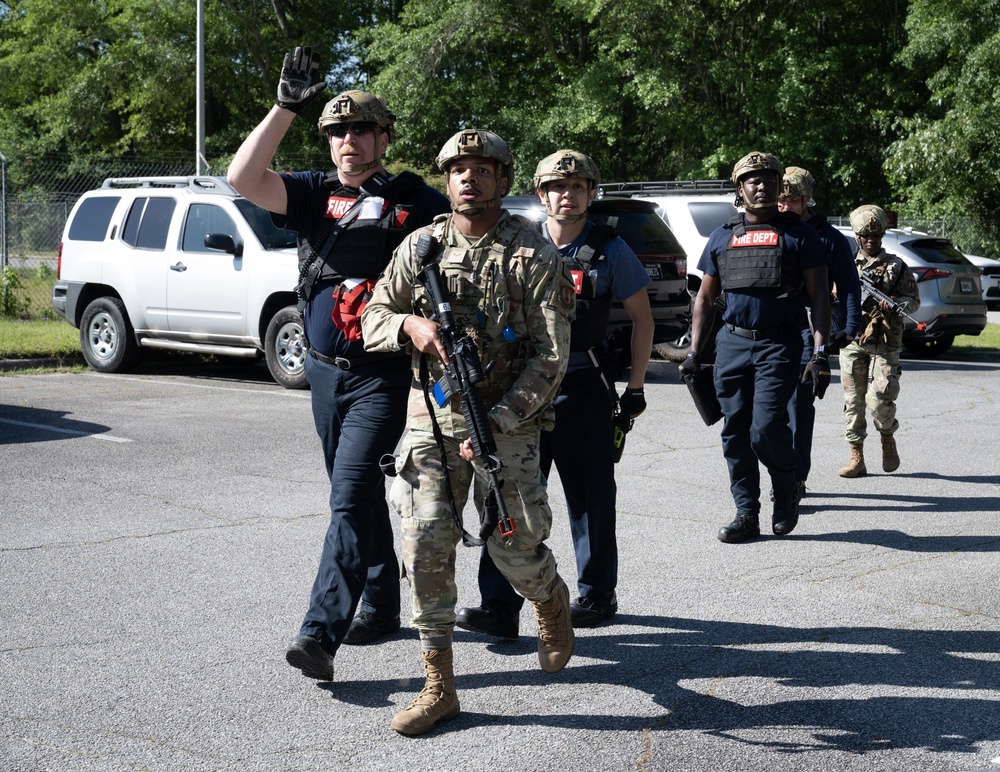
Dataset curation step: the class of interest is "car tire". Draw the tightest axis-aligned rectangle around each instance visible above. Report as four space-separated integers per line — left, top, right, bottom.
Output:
654 324 693 362
904 334 954 358
264 306 309 389
79 297 141 373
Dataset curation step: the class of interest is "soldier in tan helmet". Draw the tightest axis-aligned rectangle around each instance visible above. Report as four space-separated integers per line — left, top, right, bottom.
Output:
361 129 577 735
837 205 919 477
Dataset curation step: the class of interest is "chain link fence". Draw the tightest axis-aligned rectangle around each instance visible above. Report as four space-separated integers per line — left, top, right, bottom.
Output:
3 151 999 321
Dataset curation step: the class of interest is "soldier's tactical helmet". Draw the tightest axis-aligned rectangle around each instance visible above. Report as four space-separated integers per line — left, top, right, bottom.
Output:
850 205 889 237
781 166 816 200
731 151 783 185
532 149 600 222
731 151 782 213
436 129 514 215
317 90 397 143
532 149 601 190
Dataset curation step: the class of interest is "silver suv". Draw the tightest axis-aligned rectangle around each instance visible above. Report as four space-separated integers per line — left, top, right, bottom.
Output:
834 226 987 357
51 176 307 388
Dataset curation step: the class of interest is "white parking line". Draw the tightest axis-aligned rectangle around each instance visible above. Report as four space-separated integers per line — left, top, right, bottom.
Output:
0 417 132 443
88 372 310 397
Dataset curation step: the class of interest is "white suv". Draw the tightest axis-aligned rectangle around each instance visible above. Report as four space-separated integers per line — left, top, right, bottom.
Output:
597 180 737 358
51 176 308 388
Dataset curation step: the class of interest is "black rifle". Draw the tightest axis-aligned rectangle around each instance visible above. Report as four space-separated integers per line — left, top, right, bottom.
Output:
414 234 516 545
860 270 926 331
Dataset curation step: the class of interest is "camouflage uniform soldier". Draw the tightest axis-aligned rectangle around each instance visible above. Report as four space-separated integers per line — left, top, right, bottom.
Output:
361 128 577 736
838 205 920 477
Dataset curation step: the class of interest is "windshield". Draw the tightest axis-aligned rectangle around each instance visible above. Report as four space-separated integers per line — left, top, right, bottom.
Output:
688 201 737 237
234 199 299 249
905 238 973 267
589 209 685 258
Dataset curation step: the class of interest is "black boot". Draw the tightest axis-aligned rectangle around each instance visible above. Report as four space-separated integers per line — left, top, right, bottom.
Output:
772 488 802 536
455 600 520 638
717 512 761 544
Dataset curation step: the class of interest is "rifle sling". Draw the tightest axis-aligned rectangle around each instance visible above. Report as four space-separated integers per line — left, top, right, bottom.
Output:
418 353 486 548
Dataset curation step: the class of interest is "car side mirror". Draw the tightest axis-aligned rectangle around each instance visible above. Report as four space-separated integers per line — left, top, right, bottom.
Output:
204 233 244 257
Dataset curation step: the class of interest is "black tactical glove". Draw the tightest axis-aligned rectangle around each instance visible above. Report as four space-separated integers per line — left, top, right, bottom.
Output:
619 387 646 418
276 46 327 114
803 351 831 399
828 329 851 350
678 351 700 377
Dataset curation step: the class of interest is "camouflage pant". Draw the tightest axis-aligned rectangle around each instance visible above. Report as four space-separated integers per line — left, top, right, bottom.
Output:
388 428 560 642
839 342 902 444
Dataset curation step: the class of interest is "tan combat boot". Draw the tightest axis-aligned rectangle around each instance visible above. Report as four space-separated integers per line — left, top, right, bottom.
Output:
838 443 867 478
532 578 575 674
389 648 460 736
881 434 900 473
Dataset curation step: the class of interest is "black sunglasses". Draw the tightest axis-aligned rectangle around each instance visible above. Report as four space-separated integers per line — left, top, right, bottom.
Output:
326 123 376 138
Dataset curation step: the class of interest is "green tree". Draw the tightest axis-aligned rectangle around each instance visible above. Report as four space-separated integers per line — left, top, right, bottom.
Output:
360 0 912 213
887 0 1000 222
0 0 371 165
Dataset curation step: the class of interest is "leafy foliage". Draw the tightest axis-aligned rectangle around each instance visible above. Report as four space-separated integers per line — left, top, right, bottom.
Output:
0 0 997 239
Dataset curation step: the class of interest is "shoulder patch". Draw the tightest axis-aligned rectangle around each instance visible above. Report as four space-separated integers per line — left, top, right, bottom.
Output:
514 246 535 258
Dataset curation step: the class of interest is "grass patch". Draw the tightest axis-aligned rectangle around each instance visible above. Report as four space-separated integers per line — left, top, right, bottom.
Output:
0 318 81 358
951 323 1000 359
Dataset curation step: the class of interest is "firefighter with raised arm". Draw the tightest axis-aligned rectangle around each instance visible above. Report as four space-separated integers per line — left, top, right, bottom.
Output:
227 47 449 684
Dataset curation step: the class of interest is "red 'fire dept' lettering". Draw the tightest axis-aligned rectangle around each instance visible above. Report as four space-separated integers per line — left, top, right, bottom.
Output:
730 230 780 248
325 196 356 219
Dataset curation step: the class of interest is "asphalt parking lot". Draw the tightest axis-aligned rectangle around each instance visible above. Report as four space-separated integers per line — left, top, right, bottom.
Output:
2 351 999 772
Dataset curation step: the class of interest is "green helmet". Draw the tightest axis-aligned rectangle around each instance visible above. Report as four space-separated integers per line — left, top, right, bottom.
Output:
532 149 600 222
731 151 782 214
781 166 815 199
436 129 514 215
317 90 396 139
731 151 783 185
532 149 601 190
850 205 889 237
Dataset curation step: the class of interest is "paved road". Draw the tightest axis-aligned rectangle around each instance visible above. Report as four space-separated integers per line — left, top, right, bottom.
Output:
2 354 999 772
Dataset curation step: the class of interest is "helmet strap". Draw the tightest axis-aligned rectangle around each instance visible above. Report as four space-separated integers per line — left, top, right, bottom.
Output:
332 129 385 177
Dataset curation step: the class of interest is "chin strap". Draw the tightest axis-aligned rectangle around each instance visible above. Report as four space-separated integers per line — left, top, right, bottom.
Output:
450 197 502 217
334 129 386 176
542 200 587 222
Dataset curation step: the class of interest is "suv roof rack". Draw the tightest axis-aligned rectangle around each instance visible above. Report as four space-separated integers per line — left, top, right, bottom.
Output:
598 180 735 196
100 176 239 195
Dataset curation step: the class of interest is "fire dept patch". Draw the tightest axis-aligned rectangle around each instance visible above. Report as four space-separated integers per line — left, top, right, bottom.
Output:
325 196 357 219
730 230 780 247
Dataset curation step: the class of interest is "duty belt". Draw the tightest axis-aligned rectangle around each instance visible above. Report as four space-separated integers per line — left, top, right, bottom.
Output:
309 349 399 370
727 323 798 341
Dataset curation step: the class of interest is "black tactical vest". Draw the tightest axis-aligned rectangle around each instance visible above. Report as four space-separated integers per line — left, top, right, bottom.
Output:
562 223 616 352
296 172 423 299
716 212 803 297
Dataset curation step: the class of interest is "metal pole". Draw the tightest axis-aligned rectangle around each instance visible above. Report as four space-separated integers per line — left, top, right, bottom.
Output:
196 0 207 175
1 151 7 312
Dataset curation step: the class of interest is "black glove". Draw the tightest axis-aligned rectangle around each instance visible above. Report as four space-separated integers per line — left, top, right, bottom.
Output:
828 330 851 350
619 387 646 418
803 351 831 399
276 46 327 114
678 351 700 377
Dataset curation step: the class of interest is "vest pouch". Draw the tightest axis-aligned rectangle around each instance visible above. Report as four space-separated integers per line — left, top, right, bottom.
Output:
331 279 376 342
